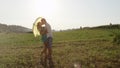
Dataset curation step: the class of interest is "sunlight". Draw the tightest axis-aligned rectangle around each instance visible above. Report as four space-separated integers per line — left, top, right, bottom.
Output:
30 0 58 17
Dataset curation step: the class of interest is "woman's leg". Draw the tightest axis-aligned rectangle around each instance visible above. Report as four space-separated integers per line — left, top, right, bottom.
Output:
43 43 48 67
40 43 47 67
40 43 47 56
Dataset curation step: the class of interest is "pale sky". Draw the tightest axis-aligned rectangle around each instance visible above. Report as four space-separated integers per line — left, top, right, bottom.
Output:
0 0 120 30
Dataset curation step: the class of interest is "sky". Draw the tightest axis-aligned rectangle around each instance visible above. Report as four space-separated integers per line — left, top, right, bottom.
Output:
0 0 120 30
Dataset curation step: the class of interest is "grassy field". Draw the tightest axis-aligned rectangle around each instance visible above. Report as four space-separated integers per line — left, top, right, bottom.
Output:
0 29 120 68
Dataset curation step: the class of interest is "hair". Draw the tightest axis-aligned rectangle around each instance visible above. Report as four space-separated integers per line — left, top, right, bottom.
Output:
41 18 47 24
37 22 40 25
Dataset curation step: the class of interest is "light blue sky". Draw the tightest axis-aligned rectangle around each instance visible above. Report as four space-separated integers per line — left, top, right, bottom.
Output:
0 0 120 30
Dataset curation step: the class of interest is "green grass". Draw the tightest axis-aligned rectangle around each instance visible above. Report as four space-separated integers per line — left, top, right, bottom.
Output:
0 29 120 68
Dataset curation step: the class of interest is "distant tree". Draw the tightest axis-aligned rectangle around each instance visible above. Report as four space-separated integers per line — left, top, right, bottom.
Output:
80 26 82 29
113 32 120 44
83 27 90 29
110 22 112 26
52 29 56 32
111 29 120 44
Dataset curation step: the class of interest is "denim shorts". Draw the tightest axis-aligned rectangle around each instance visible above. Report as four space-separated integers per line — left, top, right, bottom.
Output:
46 37 53 48
41 34 47 43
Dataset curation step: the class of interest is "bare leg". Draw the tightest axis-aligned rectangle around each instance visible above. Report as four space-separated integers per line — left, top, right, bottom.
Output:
43 43 48 68
40 44 47 56
48 47 54 68
40 43 47 67
48 47 52 58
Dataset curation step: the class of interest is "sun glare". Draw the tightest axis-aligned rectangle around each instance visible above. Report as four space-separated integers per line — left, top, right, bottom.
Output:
31 0 57 17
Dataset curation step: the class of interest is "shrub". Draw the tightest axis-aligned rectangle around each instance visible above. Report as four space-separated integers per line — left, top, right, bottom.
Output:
113 34 120 44
112 30 120 44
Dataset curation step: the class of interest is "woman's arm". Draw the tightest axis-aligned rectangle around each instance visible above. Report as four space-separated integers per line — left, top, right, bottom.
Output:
37 23 43 35
37 23 48 35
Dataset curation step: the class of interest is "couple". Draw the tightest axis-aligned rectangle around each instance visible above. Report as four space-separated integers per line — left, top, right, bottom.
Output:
37 18 54 68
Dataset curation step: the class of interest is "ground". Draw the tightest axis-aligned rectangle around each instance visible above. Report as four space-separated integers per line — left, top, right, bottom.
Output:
0 29 120 68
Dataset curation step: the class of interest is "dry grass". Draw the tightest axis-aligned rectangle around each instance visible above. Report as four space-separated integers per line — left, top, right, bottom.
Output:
0 29 120 68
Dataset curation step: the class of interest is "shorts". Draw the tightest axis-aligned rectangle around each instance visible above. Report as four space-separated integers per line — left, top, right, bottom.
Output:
46 37 53 48
41 34 47 42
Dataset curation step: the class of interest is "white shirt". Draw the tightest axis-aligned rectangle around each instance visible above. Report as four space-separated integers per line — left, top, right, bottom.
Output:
45 23 53 38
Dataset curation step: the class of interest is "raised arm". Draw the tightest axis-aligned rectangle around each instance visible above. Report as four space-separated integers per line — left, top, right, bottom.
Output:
37 22 42 35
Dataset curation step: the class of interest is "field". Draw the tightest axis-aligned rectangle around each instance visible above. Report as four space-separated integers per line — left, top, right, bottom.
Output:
0 29 120 68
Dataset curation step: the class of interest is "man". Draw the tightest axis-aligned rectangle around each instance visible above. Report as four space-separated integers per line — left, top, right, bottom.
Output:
38 18 54 68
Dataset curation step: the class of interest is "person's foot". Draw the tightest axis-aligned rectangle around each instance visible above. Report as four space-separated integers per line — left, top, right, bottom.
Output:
48 58 54 68
40 56 44 65
40 57 48 68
